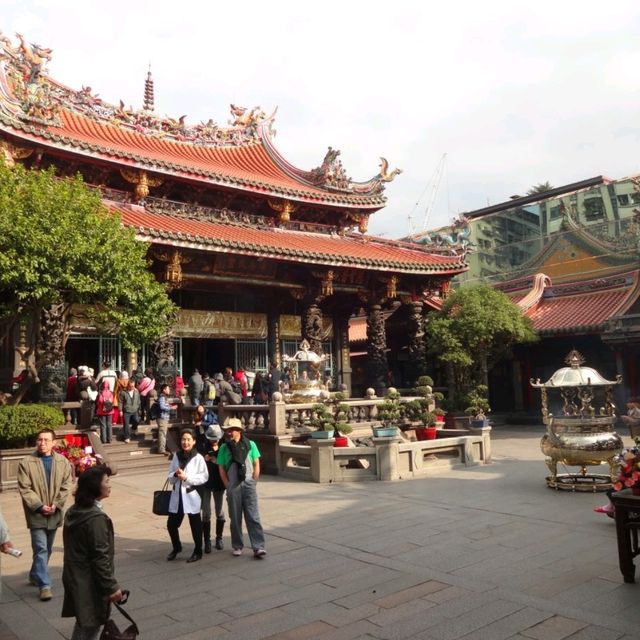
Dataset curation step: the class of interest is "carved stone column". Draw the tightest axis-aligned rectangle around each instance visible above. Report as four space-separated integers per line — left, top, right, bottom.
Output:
151 335 177 392
366 304 388 396
38 303 69 403
267 313 281 367
333 313 352 396
302 303 323 355
406 300 427 384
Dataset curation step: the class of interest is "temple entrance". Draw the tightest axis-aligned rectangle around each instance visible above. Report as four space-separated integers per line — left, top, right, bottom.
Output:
181 338 235 378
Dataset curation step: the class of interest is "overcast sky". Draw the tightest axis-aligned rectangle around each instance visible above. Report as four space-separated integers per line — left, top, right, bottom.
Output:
5 0 640 237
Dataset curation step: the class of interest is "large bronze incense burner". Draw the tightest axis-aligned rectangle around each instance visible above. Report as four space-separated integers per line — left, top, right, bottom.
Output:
282 340 328 404
530 350 623 491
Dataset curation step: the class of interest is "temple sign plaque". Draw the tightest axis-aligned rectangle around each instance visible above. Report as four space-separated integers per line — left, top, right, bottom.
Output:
530 350 623 492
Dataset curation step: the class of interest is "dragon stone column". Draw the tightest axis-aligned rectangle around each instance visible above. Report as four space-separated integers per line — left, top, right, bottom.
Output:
302 303 323 356
366 304 388 396
407 300 427 384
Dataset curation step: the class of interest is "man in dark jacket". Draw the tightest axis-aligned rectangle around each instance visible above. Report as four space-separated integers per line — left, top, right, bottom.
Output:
188 369 204 406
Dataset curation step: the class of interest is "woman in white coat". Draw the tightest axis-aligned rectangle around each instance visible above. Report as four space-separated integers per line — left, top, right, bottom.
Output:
166 428 208 563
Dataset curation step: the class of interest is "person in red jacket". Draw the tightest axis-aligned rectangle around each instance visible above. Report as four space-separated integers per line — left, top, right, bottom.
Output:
66 368 79 425
95 381 115 444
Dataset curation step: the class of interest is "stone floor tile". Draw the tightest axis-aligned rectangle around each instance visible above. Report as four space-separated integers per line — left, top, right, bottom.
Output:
520 615 589 640
263 620 336 639
374 580 451 609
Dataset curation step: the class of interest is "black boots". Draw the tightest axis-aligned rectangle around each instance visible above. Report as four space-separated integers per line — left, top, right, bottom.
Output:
186 551 202 563
215 519 225 550
203 521 212 554
166 546 181 561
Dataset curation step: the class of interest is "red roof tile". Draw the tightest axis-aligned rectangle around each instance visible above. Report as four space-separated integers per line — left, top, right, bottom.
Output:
2 110 384 207
527 288 633 334
111 202 467 274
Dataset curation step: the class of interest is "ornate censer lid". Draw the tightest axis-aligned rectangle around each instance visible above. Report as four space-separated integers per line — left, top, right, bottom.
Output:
530 349 621 388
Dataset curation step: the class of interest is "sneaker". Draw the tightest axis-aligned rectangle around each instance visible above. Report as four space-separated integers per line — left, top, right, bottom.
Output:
232 548 242 557
124 438 130 443
39 587 52 601
253 549 267 559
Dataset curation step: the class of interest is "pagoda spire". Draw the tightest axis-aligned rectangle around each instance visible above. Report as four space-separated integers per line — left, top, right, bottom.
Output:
143 63 154 111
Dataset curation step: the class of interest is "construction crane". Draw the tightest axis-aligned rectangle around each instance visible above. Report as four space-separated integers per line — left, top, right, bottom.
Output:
407 153 447 236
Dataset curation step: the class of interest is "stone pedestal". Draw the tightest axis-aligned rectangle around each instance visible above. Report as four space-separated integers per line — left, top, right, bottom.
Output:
373 437 400 481
309 439 335 483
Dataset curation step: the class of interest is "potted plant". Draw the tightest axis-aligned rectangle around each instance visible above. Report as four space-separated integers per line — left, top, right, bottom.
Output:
432 391 445 424
374 389 402 437
309 403 336 439
333 399 352 447
464 385 491 428
411 401 437 441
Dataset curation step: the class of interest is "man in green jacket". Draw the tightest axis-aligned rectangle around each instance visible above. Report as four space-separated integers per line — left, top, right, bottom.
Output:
17 428 72 601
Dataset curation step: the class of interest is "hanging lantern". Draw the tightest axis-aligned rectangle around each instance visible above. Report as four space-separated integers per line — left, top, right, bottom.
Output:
165 250 184 289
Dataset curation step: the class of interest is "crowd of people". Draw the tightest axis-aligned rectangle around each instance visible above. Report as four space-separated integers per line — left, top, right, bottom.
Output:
64 361 286 448
2 415 267 640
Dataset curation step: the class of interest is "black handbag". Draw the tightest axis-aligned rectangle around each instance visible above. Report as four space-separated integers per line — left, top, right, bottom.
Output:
152 479 172 516
100 592 138 640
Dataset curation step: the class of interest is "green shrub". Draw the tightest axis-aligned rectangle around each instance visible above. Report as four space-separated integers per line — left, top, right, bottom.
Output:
0 404 64 448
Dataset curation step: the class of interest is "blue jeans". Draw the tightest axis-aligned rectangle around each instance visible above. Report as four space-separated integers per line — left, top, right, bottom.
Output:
98 414 113 443
71 622 102 640
29 527 56 588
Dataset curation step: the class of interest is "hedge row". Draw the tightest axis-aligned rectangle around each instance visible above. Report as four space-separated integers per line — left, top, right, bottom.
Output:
0 404 64 448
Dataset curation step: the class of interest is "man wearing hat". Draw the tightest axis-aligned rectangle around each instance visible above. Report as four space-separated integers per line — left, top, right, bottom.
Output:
193 407 226 553
217 418 266 558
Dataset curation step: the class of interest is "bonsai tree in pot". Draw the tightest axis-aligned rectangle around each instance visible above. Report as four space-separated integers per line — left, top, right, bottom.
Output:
309 403 336 438
464 385 491 428
374 389 402 436
432 392 445 423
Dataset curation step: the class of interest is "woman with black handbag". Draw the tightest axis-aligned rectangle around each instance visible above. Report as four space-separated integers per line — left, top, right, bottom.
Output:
166 428 209 563
62 466 124 640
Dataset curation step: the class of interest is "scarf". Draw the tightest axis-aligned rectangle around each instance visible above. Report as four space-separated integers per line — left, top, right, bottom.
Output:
226 435 250 481
176 447 197 469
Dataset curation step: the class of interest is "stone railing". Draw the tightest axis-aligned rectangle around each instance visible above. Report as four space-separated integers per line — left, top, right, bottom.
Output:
276 427 491 483
217 396 391 435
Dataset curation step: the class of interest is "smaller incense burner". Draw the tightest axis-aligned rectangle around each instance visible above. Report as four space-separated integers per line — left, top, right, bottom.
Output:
282 340 328 404
530 349 623 491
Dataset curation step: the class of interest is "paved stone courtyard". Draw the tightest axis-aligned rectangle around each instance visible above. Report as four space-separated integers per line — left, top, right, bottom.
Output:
1 425 638 640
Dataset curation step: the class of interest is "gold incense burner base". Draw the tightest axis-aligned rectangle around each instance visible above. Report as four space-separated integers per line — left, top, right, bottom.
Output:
545 472 614 492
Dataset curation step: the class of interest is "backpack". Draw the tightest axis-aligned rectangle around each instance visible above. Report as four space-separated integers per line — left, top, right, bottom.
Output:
99 392 113 413
205 381 216 401
230 379 242 395
148 402 159 420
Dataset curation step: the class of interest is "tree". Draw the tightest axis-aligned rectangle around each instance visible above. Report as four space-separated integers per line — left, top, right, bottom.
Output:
425 284 537 402
527 181 554 196
0 162 176 402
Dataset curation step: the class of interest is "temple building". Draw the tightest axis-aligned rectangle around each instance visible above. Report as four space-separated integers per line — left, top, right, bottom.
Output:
414 177 640 414
0 34 468 395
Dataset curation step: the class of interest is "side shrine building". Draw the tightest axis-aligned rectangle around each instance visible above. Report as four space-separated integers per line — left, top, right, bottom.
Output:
0 35 467 395
418 177 640 415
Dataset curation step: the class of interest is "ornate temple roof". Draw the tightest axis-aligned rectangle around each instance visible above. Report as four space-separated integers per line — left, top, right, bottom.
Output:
111 201 467 274
498 271 640 336
0 34 401 210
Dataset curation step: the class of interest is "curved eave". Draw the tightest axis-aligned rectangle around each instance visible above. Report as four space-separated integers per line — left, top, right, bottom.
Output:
112 204 467 276
0 115 386 210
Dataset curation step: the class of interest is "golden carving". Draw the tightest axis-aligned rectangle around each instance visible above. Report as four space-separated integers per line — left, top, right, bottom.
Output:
268 199 296 225
385 275 398 299
358 214 369 234
120 169 163 202
175 310 268 338
377 157 403 183
154 249 191 289
0 139 33 167
280 315 333 339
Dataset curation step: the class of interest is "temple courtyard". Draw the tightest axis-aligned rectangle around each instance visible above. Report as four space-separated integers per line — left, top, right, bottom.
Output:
0 425 638 640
